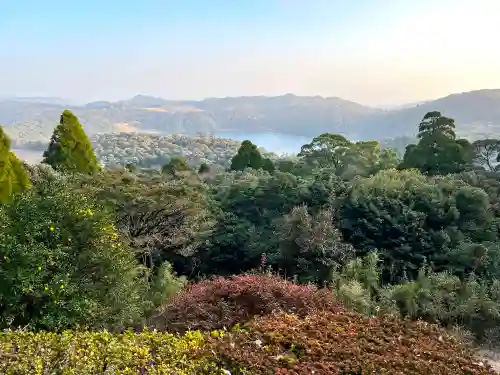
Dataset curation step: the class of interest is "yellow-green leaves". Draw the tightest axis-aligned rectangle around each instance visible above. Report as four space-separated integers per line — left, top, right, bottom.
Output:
42 110 101 175
0 125 30 204
0 330 224 374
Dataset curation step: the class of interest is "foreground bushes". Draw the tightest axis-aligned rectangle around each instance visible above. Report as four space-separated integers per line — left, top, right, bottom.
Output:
206 311 498 375
331 252 500 342
0 330 225 374
150 274 343 332
0 177 147 331
1 311 496 375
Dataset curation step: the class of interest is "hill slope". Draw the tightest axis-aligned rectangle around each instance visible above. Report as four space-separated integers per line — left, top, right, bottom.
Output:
2 89 500 141
360 89 500 140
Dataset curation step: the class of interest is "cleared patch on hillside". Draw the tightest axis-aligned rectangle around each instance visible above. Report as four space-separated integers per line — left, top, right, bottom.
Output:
111 122 138 133
141 106 205 113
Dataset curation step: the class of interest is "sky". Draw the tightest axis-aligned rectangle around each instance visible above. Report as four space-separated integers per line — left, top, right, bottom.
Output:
1 0 500 107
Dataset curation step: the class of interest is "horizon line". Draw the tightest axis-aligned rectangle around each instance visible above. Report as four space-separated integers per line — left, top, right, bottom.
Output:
3 87 499 109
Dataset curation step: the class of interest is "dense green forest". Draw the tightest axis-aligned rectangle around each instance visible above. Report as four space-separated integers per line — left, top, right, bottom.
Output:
1 109 500 374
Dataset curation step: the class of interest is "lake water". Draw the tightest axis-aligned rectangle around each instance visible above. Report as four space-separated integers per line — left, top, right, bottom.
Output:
215 131 311 155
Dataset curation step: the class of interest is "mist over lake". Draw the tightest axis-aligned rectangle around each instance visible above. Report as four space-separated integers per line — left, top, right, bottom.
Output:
215 131 311 155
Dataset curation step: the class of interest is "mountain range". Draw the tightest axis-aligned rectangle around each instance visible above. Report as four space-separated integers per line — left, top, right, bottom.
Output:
2 89 500 142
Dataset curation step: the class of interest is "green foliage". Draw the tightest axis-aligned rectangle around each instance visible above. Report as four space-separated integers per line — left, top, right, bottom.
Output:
230 140 274 172
0 313 495 375
42 110 100 174
298 133 400 179
89 133 250 169
0 126 31 203
9 106 500 361
0 176 147 331
402 112 472 175
148 261 187 308
331 252 500 341
275 205 355 284
70 168 215 276
340 168 496 282
202 169 340 276
0 329 226 374
331 251 382 316
299 133 351 169
162 156 192 176
196 210 263 276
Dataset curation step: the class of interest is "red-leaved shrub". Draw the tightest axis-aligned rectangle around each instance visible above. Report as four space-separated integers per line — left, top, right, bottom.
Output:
150 274 343 332
204 311 498 375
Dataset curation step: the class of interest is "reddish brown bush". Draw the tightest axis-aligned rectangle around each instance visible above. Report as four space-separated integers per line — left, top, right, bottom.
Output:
205 311 498 375
150 274 343 333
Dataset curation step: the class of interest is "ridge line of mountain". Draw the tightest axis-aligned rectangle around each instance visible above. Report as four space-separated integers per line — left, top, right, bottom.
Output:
2 88 500 142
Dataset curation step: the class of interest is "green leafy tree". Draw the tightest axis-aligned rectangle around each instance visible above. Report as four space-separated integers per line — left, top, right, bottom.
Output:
298 133 351 169
0 176 147 331
275 159 311 177
230 140 274 172
196 211 263 277
147 261 187 308
203 169 340 277
0 126 31 203
377 148 400 171
71 168 215 276
162 156 191 176
330 251 382 316
42 110 100 174
275 205 355 285
339 169 494 283
401 112 472 175
299 135 398 179
261 157 275 173
340 140 399 178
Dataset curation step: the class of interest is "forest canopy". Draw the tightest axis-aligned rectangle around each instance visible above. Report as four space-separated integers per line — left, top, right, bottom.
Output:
1 110 500 374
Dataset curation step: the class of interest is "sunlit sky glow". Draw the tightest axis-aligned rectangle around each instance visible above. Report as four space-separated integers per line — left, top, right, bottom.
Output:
1 0 499 106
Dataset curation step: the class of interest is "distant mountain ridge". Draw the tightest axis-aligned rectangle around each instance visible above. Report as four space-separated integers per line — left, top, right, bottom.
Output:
2 89 500 142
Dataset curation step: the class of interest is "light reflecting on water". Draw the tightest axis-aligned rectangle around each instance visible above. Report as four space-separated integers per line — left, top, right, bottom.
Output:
215 131 310 155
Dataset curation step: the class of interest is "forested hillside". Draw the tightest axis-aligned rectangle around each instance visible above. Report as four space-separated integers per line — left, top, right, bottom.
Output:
3 89 500 142
1 109 500 373
12 132 280 169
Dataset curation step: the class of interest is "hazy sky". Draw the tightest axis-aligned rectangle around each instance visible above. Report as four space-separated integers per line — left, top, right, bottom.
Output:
1 0 500 106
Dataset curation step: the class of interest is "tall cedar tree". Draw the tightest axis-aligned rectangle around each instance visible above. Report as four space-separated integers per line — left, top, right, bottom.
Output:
230 140 274 172
42 110 100 174
0 126 30 203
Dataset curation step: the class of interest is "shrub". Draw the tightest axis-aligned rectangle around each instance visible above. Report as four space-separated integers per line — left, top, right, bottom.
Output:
147 261 187 309
332 252 500 342
205 311 498 375
150 273 343 332
0 330 225 374
0 177 148 331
